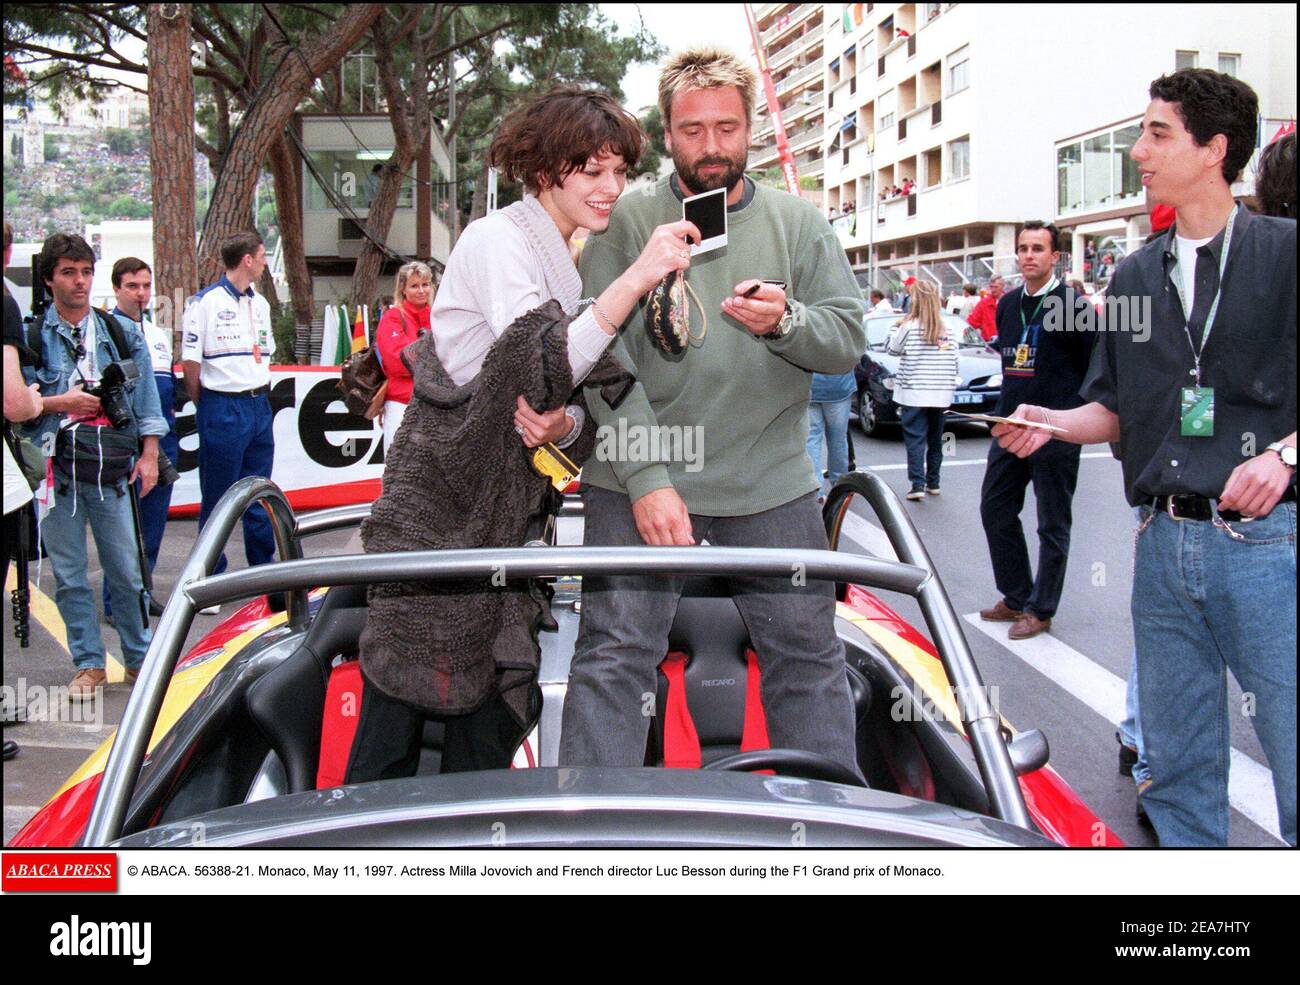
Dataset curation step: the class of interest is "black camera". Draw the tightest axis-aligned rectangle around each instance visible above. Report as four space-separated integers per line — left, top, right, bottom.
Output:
87 359 140 431
155 448 180 486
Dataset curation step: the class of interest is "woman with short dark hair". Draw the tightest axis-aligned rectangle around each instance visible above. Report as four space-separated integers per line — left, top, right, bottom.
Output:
344 86 699 782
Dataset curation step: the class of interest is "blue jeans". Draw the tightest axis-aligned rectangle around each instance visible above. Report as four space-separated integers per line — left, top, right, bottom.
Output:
42 478 151 671
1118 653 1152 786
1133 501 1296 846
197 388 276 575
806 397 852 495
899 405 946 491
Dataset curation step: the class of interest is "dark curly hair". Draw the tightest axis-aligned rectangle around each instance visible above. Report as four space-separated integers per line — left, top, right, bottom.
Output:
1149 69 1259 184
488 85 645 193
1255 131 1296 219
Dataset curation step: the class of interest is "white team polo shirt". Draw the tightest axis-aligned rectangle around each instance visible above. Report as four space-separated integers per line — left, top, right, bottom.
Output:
181 275 274 392
114 308 173 374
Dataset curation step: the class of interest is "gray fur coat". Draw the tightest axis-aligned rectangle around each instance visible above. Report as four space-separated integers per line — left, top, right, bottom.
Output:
358 299 633 728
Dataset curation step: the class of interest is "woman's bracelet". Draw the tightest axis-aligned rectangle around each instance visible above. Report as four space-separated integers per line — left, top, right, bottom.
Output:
578 296 617 334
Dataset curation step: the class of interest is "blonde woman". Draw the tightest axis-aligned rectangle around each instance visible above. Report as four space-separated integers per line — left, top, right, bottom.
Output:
374 260 434 451
886 279 957 500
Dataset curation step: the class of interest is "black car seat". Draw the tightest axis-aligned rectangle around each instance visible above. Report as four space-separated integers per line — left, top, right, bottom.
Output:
647 577 872 767
244 583 369 793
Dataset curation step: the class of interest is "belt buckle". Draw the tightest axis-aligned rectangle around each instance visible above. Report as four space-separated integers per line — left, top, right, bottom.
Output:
1165 496 1186 521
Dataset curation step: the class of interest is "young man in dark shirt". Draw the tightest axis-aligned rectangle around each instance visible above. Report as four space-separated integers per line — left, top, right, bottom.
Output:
978 221 1095 640
994 70 1296 847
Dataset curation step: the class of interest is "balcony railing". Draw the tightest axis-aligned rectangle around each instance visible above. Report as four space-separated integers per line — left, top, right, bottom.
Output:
761 3 817 45
769 21 825 71
774 60 822 95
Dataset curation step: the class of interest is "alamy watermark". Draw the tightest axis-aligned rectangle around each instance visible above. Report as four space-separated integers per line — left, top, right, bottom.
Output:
1 678 104 731
1042 290 1152 343
594 419 704 473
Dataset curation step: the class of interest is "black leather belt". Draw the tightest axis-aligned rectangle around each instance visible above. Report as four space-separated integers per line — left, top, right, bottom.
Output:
1144 487 1296 522
206 385 269 399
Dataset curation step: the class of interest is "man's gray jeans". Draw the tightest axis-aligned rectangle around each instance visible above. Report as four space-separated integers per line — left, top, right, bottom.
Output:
559 484 863 779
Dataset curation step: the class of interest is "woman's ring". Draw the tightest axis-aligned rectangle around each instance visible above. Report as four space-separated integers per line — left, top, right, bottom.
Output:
514 424 525 436
679 248 689 259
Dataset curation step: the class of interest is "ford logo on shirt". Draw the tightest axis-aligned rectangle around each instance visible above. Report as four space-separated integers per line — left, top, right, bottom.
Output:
217 310 238 321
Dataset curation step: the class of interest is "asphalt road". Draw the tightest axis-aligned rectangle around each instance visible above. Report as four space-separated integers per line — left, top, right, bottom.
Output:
2 423 1286 848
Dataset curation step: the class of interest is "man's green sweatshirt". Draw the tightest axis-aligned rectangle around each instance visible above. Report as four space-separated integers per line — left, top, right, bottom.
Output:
578 175 866 516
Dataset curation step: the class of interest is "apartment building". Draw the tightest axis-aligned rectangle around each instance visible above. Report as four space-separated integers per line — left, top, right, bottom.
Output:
818 3 1295 294
749 3 827 189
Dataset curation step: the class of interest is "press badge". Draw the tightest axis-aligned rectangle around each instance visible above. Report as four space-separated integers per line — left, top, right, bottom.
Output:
1014 344 1030 368
1180 386 1215 437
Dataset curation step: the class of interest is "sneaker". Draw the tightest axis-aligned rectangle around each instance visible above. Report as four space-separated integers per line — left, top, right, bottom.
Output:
905 488 925 501
68 668 108 703
926 487 941 496
199 604 220 616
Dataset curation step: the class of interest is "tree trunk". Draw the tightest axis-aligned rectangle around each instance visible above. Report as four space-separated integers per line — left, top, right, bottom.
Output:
268 130 314 350
146 3 198 349
350 157 415 306
195 3 384 285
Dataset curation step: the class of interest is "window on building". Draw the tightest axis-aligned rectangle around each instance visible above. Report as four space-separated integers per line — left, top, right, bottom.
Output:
304 150 414 211
1084 133 1111 207
878 88 895 131
1218 52 1240 77
947 45 970 94
1175 50 1198 70
1056 121 1144 216
949 135 970 180
1111 124 1143 204
1057 143 1083 213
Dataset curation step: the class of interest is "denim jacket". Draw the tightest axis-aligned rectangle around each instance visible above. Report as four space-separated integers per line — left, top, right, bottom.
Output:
19 304 167 454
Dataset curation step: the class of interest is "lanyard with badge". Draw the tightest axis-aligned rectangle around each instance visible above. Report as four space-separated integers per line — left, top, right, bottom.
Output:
1014 278 1055 369
1169 206 1237 437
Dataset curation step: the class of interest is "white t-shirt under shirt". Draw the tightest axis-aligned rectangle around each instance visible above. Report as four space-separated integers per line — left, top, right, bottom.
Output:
1175 233 1213 322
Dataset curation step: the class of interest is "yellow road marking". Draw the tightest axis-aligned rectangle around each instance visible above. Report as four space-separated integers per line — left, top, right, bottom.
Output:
4 568 127 682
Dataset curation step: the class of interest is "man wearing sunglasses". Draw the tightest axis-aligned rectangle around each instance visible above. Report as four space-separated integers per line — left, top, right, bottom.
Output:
19 233 167 702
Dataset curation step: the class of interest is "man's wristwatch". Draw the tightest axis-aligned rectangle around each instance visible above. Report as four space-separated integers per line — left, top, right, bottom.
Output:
1266 441 1297 470
758 300 795 340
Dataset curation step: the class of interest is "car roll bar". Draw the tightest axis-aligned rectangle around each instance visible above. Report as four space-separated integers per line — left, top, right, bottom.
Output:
823 470 1032 830
84 472 1029 845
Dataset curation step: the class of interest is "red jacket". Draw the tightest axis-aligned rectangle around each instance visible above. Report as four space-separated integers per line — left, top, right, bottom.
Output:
967 293 999 342
375 301 431 405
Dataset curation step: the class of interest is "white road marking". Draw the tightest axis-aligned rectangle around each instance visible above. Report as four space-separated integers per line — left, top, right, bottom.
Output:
963 613 1285 844
836 510 896 559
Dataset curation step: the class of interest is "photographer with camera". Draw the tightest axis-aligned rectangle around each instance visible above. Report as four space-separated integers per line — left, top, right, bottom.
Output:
101 258 179 625
18 233 168 703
